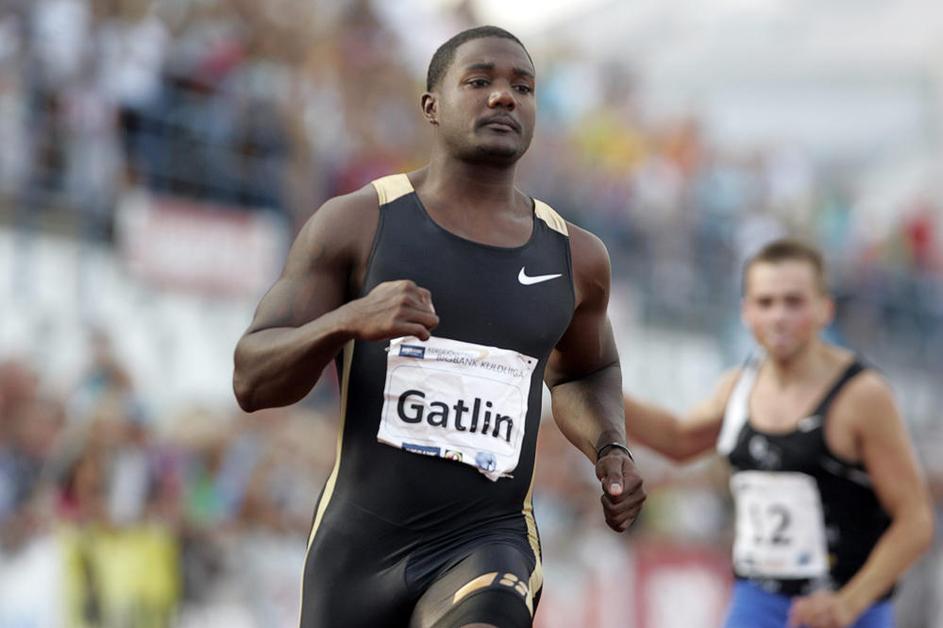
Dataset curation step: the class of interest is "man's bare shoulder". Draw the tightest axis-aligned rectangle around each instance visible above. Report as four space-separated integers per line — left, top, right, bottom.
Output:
824 368 904 455
836 369 898 419
566 222 609 270
716 367 743 399
279 183 381 282
695 367 742 418
305 183 380 229
563 222 611 308
293 184 380 253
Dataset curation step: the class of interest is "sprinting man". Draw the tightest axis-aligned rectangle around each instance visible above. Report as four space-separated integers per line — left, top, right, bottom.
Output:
234 26 645 628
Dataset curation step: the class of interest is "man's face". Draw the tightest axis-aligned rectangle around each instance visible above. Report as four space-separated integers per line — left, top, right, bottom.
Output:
425 37 536 164
741 260 833 361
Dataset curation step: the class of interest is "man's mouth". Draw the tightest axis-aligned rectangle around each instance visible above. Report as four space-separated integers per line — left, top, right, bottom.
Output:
479 116 520 133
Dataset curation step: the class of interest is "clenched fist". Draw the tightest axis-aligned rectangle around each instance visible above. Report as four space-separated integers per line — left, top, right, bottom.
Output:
345 280 439 342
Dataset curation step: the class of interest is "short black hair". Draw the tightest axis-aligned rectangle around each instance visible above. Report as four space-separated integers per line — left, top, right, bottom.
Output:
426 26 532 92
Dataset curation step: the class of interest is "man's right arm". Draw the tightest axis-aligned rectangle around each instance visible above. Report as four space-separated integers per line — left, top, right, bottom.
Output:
624 369 739 463
232 186 438 412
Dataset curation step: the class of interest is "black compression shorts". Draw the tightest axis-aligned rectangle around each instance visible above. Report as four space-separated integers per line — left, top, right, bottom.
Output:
299 503 541 627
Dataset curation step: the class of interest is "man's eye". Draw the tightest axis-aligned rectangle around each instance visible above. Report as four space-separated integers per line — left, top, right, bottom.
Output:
515 85 532 94
469 79 489 87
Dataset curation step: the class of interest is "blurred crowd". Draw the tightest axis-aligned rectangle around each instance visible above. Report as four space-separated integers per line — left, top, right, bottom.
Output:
1 0 942 626
0 0 428 235
0 337 337 625
1 0 939 370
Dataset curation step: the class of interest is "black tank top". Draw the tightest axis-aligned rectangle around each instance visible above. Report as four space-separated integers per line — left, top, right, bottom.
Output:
320 174 575 533
718 356 892 597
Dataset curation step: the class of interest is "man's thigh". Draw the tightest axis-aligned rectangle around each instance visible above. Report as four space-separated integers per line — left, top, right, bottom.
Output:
410 543 539 628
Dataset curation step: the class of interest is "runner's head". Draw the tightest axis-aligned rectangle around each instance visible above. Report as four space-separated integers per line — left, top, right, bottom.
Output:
741 239 833 360
422 26 535 165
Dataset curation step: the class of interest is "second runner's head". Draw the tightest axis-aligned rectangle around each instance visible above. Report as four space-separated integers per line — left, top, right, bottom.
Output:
741 238 835 362
422 26 536 166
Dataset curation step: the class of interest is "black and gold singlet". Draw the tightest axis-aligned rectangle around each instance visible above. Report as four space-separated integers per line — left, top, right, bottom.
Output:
299 174 576 627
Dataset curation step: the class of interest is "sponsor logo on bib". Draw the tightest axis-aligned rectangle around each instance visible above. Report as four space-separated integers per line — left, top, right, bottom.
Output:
403 443 440 456
399 345 426 359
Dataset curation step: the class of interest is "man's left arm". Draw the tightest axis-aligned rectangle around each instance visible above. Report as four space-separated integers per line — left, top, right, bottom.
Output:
544 226 645 533
789 372 935 628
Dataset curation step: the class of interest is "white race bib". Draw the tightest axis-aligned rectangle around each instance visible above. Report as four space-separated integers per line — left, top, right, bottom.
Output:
730 471 829 579
377 336 538 481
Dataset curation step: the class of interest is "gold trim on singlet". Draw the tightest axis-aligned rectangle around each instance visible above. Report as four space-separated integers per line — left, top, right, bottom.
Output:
298 340 355 626
522 460 543 616
372 173 414 205
534 200 568 236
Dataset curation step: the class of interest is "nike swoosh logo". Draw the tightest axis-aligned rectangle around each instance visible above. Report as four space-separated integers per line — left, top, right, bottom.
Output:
518 267 562 286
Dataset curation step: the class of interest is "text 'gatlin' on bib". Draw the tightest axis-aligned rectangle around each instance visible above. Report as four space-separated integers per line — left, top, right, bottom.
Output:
377 335 537 481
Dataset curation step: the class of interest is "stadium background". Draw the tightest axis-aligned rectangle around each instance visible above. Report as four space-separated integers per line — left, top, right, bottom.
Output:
0 0 941 626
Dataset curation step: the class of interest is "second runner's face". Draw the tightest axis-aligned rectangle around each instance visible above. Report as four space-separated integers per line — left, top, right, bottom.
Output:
429 37 536 163
741 260 833 361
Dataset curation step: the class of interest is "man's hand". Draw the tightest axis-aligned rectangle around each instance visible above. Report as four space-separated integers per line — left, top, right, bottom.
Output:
595 449 645 532
788 591 860 628
344 280 439 341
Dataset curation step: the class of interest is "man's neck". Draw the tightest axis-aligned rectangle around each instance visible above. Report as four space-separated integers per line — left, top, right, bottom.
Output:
420 150 521 212
764 341 841 388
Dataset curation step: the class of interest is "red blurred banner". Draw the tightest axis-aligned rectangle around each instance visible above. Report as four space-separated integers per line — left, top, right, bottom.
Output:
116 191 286 298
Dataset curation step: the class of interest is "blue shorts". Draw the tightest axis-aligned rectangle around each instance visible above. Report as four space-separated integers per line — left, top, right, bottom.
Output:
724 580 894 628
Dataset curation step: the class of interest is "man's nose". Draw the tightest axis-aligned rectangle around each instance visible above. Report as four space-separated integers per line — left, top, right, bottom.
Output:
487 86 515 109
770 303 790 321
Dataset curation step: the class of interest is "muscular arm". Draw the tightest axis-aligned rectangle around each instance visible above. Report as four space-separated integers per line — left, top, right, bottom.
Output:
233 188 376 411
624 370 739 463
233 185 439 412
545 226 645 532
833 373 934 618
789 372 934 628
544 227 624 460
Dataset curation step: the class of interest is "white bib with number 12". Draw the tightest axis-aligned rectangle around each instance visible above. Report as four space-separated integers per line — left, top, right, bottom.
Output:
731 471 829 579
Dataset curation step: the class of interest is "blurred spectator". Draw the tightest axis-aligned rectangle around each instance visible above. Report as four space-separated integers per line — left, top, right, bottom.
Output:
0 361 63 552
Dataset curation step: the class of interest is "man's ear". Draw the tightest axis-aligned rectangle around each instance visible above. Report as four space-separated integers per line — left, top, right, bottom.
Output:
421 92 438 126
